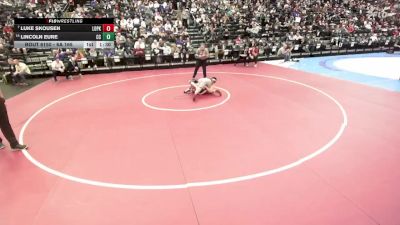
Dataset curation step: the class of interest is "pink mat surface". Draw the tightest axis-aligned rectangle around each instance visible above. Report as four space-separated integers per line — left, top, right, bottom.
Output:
0 64 399 225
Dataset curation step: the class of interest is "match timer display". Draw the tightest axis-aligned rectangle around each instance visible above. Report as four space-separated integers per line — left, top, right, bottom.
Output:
14 18 115 49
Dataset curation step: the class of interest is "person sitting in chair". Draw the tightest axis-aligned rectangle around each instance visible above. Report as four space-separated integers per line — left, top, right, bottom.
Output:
248 44 260 67
394 36 400 51
235 46 249 66
51 58 65 82
12 59 29 86
66 56 82 80
277 43 293 62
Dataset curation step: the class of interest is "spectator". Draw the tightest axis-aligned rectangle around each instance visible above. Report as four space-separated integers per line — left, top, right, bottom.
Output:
180 40 189 63
182 9 189 27
51 58 65 82
162 43 172 63
235 35 242 45
116 43 125 56
66 56 82 79
12 59 29 85
1 0 399 71
151 39 160 53
278 43 293 62
393 36 400 52
116 33 127 46
133 16 141 29
248 43 260 67
235 46 249 66
103 48 115 67
134 38 146 66
87 48 98 69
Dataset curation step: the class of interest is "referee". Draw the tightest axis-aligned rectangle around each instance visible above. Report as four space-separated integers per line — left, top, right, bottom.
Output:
193 43 209 78
0 88 28 151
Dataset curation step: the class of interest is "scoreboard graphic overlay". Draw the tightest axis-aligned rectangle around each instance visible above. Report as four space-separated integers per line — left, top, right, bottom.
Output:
14 18 115 49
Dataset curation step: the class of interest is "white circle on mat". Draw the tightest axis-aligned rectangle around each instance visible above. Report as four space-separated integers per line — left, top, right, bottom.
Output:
141 85 230 111
20 72 348 190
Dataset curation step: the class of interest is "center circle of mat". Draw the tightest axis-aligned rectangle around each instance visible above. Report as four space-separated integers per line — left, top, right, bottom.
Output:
20 72 348 190
141 85 231 111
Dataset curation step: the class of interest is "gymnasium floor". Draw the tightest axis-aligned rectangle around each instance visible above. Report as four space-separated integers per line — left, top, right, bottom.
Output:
264 52 400 91
1 53 400 225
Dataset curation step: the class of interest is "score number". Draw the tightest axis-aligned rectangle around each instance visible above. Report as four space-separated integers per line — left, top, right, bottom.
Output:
102 24 114 32
102 24 115 41
96 33 115 41
102 32 115 41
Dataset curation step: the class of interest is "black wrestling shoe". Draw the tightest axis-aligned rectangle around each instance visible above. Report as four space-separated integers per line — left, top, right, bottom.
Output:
10 144 28 151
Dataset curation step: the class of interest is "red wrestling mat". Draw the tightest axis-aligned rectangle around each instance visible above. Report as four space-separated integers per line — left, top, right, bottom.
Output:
1 64 399 225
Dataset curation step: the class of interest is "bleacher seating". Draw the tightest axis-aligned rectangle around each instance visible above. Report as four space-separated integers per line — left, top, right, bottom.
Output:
0 0 398 76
